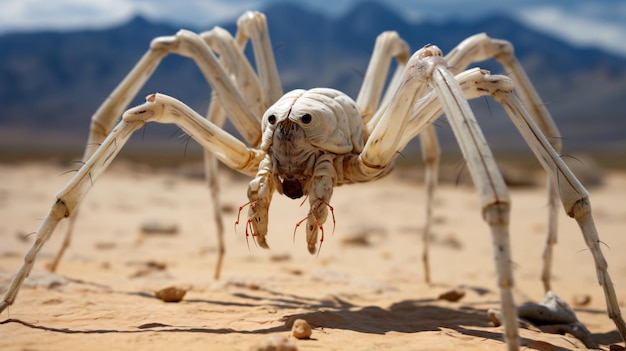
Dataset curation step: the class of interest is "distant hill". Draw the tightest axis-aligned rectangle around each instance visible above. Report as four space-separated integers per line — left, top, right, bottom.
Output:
0 1 625 160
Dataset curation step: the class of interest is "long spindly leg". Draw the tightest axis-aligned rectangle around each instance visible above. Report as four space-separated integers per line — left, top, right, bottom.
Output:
48 26 265 275
0 120 141 314
378 33 563 290
391 66 626 347
201 10 284 122
491 89 626 343
356 32 447 284
444 33 562 291
199 12 283 278
162 20 280 279
48 46 169 272
427 53 518 351
234 11 283 106
445 33 561 145
193 30 233 276
419 125 440 284
355 31 409 125
46 208 78 272
203 98 228 279
0 93 264 314
359 47 519 350
462 70 626 343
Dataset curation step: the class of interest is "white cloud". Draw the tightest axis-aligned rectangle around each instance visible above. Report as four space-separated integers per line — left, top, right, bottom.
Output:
0 0 136 32
0 0 625 57
517 5 626 56
0 0 259 33
128 0 262 27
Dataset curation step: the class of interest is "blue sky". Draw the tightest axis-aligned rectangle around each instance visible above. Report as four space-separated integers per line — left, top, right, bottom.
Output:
2 0 626 57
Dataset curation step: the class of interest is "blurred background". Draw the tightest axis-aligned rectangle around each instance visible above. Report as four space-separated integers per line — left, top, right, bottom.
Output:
0 0 624 169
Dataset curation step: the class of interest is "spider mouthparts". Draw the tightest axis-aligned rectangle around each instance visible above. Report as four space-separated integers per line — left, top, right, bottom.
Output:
282 178 304 199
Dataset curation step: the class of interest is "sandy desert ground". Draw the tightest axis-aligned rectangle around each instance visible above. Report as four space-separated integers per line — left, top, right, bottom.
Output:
1 160 626 350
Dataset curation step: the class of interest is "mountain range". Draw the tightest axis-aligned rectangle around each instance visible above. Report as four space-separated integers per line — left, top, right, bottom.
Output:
1 1 625 160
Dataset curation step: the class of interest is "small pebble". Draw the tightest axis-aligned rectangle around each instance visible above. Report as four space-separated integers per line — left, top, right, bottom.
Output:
140 219 179 235
438 289 465 302
291 319 312 339
246 281 261 290
155 286 187 302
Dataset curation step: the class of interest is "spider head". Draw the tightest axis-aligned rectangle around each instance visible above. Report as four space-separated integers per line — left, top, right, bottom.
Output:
264 105 321 199
259 88 364 200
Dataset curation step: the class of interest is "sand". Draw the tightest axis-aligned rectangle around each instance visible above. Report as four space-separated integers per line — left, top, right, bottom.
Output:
1 161 625 350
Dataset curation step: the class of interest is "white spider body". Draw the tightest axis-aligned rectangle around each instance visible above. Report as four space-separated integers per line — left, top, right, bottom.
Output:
251 87 381 251
262 88 366 197
1 11 625 351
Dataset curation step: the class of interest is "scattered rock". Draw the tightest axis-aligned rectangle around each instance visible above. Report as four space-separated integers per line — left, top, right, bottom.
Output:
140 219 179 235
487 308 503 327
42 298 63 305
246 281 261 290
341 227 387 247
489 291 598 349
94 241 116 250
438 233 463 250
155 286 187 302
438 289 465 302
283 268 303 276
341 233 370 247
291 319 312 339
251 335 298 351
144 261 168 270
572 294 591 307
228 279 264 291
518 291 577 324
270 253 291 262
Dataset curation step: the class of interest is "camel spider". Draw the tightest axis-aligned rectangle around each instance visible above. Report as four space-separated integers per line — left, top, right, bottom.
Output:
1 11 624 351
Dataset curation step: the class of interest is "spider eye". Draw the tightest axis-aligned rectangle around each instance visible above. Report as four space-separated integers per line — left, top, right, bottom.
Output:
267 114 277 125
301 113 312 124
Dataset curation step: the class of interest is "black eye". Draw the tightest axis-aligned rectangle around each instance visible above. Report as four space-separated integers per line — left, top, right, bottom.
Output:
267 114 277 124
301 113 312 124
